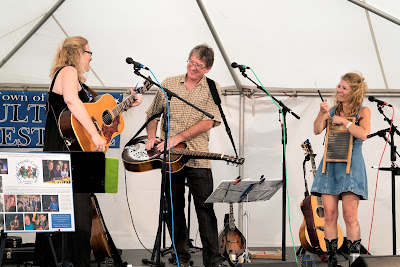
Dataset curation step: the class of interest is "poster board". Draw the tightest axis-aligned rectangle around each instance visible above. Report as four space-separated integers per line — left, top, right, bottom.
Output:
0 151 75 233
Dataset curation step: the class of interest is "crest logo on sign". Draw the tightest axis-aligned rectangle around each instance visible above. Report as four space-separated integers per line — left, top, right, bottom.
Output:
15 160 39 183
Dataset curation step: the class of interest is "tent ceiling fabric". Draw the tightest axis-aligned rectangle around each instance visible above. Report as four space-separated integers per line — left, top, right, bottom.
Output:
0 0 400 90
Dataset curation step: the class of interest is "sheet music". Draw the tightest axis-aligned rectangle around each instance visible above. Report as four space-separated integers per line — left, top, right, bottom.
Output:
205 179 282 203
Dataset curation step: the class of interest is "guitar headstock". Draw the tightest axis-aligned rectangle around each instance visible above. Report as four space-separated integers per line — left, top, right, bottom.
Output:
301 139 314 157
223 155 245 166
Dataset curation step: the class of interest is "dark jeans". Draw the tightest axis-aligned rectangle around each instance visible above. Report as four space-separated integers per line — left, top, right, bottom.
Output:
165 167 223 267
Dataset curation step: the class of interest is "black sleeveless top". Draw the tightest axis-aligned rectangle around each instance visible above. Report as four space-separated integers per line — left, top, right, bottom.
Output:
43 67 90 151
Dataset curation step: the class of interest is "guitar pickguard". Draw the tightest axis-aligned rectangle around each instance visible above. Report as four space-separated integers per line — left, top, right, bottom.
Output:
101 115 121 142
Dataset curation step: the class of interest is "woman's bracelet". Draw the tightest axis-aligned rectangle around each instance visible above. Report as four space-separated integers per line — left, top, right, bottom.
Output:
345 121 352 130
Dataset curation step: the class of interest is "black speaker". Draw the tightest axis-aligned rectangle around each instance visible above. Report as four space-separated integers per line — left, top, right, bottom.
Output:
236 262 297 267
351 255 400 266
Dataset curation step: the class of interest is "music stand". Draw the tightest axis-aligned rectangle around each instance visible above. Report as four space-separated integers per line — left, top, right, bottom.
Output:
205 178 283 263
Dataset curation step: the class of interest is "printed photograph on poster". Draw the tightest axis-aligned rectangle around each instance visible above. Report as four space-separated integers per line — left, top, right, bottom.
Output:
24 213 48 230
4 194 16 212
0 194 3 212
0 159 8 174
5 213 23 231
0 177 3 193
42 159 71 184
0 214 4 230
34 213 49 230
17 195 41 212
43 195 59 212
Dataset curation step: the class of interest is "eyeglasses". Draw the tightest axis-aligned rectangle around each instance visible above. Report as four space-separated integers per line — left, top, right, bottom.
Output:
187 59 206 70
84 50 93 56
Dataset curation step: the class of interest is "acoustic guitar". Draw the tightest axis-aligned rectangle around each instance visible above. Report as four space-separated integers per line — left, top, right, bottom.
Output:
58 79 152 152
218 203 246 265
91 197 111 260
122 136 245 173
299 140 343 257
91 195 127 265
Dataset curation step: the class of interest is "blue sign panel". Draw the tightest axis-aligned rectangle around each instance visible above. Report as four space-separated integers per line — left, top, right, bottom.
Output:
0 91 123 149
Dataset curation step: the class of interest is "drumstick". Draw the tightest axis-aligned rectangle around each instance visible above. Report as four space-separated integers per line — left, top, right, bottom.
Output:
315 82 324 102
316 83 330 118
318 90 324 102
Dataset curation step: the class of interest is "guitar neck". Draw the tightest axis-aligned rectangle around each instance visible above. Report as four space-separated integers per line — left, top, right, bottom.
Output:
112 80 152 117
229 203 235 230
310 157 317 177
112 94 137 117
171 148 225 160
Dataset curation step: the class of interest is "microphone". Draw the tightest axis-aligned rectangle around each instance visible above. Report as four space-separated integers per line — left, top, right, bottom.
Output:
126 57 149 70
367 127 391 139
231 62 250 70
368 96 392 107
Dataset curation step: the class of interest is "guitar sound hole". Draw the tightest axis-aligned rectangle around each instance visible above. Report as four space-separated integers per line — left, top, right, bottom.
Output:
316 207 324 218
103 111 113 125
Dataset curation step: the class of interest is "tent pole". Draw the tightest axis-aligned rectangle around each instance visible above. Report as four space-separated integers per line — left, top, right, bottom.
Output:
195 0 246 234
0 0 65 68
347 0 400 26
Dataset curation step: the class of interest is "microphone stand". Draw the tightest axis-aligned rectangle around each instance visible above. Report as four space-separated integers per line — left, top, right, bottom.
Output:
236 68 300 261
370 104 400 255
132 67 214 267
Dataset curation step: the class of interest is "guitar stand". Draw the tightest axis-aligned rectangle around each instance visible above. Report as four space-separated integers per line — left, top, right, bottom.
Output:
296 245 307 257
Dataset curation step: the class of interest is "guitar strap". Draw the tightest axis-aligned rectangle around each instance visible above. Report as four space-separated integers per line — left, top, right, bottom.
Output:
124 77 239 156
47 67 65 126
47 67 94 123
124 112 163 148
206 77 238 157
80 83 99 98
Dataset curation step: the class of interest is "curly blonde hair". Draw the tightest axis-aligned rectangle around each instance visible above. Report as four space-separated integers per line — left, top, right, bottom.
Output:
333 72 367 116
50 36 88 82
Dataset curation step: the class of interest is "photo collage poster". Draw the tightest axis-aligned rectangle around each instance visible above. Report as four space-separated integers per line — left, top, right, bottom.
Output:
0 152 75 233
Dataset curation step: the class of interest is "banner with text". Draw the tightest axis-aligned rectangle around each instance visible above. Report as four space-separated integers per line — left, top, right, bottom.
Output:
0 91 123 148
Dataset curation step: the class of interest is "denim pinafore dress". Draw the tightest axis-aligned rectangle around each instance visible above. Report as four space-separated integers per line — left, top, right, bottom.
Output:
311 107 368 200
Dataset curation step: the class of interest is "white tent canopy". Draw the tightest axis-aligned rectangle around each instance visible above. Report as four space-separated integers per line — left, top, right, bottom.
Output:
1 0 400 91
1 0 400 257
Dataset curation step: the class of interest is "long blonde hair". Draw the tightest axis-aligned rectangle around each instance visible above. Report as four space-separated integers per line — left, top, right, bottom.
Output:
50 36 88 82
333 72 367 116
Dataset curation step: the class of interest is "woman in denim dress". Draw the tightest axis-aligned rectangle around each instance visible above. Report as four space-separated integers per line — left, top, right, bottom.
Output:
311 72 370 267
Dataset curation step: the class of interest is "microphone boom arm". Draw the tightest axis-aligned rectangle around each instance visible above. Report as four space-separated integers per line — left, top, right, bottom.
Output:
237 69 300 120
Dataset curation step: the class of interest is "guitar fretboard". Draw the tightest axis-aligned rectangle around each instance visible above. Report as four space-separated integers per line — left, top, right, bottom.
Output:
112 94 136 117
111 79 152 118
170 148 223 160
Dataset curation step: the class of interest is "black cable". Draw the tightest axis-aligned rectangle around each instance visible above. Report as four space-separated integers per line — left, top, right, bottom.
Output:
123 169 152 254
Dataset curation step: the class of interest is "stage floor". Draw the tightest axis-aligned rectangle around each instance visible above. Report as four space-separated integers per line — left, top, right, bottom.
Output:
2 247 350 266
